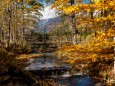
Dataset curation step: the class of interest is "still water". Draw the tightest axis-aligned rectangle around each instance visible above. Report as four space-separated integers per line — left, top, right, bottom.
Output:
25 53 94 86
0 53 94 86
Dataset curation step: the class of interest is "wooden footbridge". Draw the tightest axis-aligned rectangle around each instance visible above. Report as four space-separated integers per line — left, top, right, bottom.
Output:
30 41 58 52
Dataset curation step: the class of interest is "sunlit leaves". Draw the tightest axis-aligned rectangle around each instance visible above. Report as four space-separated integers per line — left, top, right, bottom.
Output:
56 28 115 77
16 54 43 59
52 0 115 80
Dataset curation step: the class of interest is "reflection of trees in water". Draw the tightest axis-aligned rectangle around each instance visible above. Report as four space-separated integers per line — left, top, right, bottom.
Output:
0 66 57 86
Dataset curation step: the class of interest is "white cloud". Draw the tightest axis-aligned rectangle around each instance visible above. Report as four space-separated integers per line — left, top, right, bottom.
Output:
40 5 58 19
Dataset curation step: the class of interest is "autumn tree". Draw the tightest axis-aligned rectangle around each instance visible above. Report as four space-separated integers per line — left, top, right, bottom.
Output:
52 0 80 44
54 0 115 82
0 0 43 48
0 0 43 72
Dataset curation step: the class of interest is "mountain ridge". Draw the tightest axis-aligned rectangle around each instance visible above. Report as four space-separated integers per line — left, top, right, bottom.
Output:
38 16 61 33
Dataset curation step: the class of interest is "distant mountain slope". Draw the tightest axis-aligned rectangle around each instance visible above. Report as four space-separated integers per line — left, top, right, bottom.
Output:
38 16 61 33
37 1 60 33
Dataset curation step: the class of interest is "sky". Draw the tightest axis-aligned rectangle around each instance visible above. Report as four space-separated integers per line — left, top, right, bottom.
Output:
83 0 90 3
40 6 58 19
37 0 58 20
38 0 46 5
38 0 90 19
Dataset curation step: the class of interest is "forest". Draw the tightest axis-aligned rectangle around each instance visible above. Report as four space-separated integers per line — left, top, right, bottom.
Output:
0 0 115 86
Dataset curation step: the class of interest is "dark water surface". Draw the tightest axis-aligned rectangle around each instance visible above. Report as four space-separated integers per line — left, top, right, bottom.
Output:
0 53 94 86
52 75 94 86
25 53 94 86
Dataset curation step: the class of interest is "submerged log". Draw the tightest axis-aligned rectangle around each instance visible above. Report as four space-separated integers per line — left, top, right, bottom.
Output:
28 66 72 77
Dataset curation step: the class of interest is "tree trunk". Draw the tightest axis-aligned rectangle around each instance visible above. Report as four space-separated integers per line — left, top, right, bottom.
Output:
8 8 12 46
70 0 77 44
114 37 115 79
0 28 4 42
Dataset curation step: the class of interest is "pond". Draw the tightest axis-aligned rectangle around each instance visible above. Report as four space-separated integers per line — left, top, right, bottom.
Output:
25 53 95 86
0 53 95 86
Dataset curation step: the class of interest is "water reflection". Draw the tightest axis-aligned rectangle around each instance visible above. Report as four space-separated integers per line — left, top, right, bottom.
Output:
25 53 94 86
52 75 94 86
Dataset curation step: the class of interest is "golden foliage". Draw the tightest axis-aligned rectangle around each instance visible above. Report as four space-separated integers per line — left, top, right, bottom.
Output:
53 0 115 70
56 28 115 78
16 54 43 59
